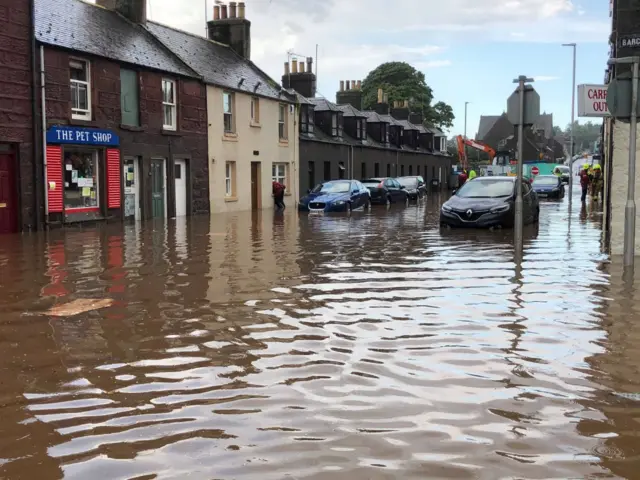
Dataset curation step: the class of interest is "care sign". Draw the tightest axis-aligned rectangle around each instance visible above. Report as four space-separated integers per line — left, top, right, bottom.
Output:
46 126 120 146
577 84 610 117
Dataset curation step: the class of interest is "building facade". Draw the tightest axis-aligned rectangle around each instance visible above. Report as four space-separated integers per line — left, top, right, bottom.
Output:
36 0 209 226
0 0 38 233
283 66 452 195
147 4 298 214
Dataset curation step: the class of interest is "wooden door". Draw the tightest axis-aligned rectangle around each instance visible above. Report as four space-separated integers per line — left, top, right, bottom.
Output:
0 153 17 234
251 162 261 210
151 159 165 218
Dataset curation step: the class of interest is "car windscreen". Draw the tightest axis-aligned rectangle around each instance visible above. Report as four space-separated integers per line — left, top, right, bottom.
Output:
456 179 513 198
398 177 417 188
534 176 559 186
311 181 351 194
361 179 382 187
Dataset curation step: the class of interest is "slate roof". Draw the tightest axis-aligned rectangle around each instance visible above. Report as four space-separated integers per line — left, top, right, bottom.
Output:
34 0 197 78
380 114 401 126
307 97 342 112
533 113 553 139
147 21 290 102
398 120 420 131
477 115 501 140
336 104 367 118
285 89 314 105
361 111 386 123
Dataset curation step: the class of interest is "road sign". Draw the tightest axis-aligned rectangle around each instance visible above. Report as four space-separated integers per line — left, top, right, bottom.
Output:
506 85 540 126
577 84 610 117
531 166 539 175
606 74 640 122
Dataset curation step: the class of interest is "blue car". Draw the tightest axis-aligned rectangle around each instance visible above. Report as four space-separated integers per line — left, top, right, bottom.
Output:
299 180 371 213
531 175 565 199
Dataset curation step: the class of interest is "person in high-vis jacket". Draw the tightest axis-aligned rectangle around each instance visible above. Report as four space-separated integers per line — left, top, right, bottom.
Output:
591 164 603 202
468 169 477 180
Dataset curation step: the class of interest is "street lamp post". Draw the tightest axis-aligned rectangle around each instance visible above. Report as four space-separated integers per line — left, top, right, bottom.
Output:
562 43 577 206
464 101 470 168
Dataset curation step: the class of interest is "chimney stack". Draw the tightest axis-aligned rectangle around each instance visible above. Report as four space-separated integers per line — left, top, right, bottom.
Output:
373 89 389 115
391 98 410 120
97 0 147 24
336 79 364 109
282 56 317 98
207 1 252 59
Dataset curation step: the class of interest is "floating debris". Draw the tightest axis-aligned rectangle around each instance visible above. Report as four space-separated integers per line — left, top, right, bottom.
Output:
44 298 114 317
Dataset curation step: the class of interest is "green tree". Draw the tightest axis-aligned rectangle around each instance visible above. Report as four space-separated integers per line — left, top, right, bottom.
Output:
560 121 602 153
361 61 454 130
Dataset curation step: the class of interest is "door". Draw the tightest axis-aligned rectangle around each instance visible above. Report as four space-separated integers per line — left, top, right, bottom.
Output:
0 153 17 234
151 159 166 218
123 157 140 220
174 159 187 217
251 161 261 210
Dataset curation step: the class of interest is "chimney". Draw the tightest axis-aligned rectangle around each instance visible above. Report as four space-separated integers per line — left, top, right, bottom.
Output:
391 98 410 120
97 0 147 24
373 89 389 115
377 88 383 103
336 79 363 109
409 112 423 125
284 61 290 75
207 1 252 59
282 56 316 98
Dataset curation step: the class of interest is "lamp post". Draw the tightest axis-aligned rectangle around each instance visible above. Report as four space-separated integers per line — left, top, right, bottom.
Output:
562 43 576 206
464 101 470 168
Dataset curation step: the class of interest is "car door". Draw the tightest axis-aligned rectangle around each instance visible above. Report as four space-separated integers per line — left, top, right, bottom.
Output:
356 181 367 206
384 179 396 201
394 179 407 201
352 181 363 208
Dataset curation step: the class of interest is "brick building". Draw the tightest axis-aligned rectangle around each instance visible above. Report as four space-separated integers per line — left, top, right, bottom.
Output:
0 0 38 233
35 0 209 226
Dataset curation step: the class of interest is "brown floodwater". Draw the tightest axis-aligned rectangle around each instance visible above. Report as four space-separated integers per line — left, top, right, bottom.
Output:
0 191 638 479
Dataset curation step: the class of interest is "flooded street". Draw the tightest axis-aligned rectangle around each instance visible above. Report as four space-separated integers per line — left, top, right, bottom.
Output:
1 191 639 479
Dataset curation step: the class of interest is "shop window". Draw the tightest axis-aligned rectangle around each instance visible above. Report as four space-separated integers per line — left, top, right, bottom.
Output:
64 148 99 210
120 68 139 127
278 104 288 140
225 161 236 197
223 91 234 133
70 59 91 120
162 79 177 130
251 96 260 124
272 163 287 185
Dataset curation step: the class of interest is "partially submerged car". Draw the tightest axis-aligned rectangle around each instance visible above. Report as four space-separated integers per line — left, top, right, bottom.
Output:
299 180 371 213
531 175 565 199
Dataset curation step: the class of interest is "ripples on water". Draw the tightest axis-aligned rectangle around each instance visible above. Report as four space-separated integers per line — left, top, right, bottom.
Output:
0 193 638 479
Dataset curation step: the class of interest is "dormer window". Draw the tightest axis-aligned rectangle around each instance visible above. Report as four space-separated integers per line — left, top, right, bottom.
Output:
331 113 343 137
356 119 365 139
300 106 314 134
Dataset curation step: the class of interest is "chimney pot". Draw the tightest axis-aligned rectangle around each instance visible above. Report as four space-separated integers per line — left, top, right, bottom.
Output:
340 80 344 91
377 88 383 103
351 80 356 90
220 4 228 18
284 62 290 75
357 80 362 89
306 57 313 73
291 59 298 73
299 62 305 73
404 100 409 108
383 93 388 103
238 2 245 18
345 80 350 90
229 1 237 18
213 4 220 19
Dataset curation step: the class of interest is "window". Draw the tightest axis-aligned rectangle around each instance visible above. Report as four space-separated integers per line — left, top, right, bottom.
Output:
251 96 260 124
223 92 234 133
308 162 315 190
162 79 177 130
417 165 420 176
272 163 287 185
64 148 98 210
120 69 139 126
361 119 367 139
278 104 288 140
301 106 309 133
174 163 182 179
324 161 331 180
331 113 338 136
374 163 380 177
338 162 345 179
383 124 389 144
361 162 366 179
225 161 236 197
409 165 413 176
338 114 343 138
400 165 405 176
386 164 391 177
440 137 446 152
70 59 91 120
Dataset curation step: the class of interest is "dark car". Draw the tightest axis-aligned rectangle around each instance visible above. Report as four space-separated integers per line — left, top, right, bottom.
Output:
361 177 409 206
398 176 426 201
440 177 540 228
299 180 371 213
531 175 565 199
552 165 570 184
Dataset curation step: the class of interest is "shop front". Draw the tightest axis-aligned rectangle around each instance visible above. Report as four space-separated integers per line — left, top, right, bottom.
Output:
45 126 121 224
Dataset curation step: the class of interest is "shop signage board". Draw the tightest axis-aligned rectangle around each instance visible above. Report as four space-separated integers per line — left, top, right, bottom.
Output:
46 126 120 146
577 84 610 117
619 34 640 49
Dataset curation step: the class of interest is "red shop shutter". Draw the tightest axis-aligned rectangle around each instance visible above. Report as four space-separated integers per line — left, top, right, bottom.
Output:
106 148 121 209
46 145 63 213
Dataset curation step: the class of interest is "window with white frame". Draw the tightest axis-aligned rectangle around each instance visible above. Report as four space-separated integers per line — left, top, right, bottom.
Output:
162 79 177 130
225 161 236 197
70 59 91 120
440 136 446 151
251 96 259 123
331 113 338 136
223 92 234 133
272 163 287 185
278 104 288 140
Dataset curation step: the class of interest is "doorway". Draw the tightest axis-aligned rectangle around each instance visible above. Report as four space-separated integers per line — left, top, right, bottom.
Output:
174 159 187 217
251 161 261 210
123 157 140 220
150 159 166 218
0 152 18 234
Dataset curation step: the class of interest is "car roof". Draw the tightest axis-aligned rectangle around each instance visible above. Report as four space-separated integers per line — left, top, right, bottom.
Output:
474 176 514 181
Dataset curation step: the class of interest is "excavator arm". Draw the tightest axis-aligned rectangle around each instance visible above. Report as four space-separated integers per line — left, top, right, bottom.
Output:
456 135 497 166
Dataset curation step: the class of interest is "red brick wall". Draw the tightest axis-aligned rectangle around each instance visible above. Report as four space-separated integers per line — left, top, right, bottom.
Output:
43 47 210 218
0 0 36 230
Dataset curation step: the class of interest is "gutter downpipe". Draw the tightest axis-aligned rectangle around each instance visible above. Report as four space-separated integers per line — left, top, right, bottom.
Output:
30 0 40 231
40 45 48 223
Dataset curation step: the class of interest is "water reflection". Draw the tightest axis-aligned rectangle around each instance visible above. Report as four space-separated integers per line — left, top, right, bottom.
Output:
0 193 635 479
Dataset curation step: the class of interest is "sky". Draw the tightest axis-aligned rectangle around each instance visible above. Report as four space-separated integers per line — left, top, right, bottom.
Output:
142 0 610 138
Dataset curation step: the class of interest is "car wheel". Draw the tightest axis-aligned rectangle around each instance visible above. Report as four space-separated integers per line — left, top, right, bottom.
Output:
365 198 372 210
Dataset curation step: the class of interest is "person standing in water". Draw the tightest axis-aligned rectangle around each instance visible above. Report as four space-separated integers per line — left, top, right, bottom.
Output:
272 180 286 211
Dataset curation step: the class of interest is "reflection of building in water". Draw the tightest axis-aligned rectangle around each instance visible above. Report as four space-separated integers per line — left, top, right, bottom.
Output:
207 211 301 304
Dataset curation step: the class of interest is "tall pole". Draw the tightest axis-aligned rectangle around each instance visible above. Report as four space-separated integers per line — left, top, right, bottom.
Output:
464 101 469 169
514 77 525 255
563 43 577 206
626 58 638 267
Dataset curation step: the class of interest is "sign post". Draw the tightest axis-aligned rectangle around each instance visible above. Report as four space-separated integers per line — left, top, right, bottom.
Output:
607 56 640 268
507 76 539 256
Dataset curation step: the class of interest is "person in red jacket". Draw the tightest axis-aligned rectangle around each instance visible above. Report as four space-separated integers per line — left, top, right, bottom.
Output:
272 180 286 210
458 169 468 189
579 164 590 203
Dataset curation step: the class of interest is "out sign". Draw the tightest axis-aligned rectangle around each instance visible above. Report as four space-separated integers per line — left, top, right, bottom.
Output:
577 84 610 117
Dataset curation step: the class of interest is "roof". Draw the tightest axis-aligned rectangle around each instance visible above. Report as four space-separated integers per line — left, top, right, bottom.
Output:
285 89 314 105
361 111 386 123
307 97 342 112
34 0 197 78
380 114 401 126
533 113 553 139
146 21 289 102
477 115 501 140
398 120 420 131
336 104 367 118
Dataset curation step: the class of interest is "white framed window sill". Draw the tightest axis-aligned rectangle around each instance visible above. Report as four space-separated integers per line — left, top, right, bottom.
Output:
278 139 289 147
223 133 238 142
72 114 92 121
224 196 238 202
250 121 261 128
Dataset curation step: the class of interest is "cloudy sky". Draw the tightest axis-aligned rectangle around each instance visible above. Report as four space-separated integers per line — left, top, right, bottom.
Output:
144 0 610 137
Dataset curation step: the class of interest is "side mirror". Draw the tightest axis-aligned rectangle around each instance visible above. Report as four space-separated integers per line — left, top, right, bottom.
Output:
399 185 406 189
